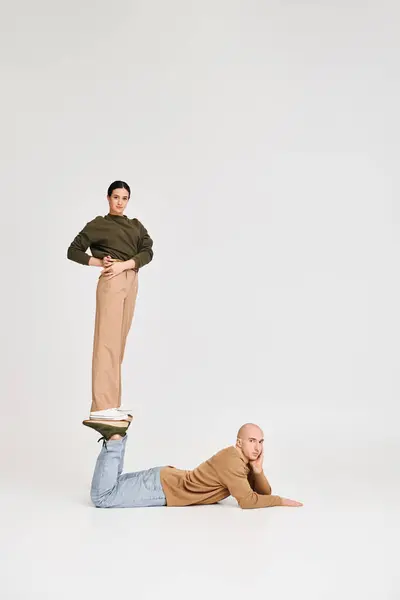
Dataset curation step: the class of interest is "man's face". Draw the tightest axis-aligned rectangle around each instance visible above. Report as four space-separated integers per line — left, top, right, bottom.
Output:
237 426 264 461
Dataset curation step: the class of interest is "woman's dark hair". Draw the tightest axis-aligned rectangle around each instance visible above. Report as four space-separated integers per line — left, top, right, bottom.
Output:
107 180 131 198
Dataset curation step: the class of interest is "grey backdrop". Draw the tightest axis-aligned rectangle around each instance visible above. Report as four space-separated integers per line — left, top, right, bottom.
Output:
1 1 398 598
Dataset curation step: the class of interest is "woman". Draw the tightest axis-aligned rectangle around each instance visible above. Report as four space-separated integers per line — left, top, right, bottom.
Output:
67 180 153 421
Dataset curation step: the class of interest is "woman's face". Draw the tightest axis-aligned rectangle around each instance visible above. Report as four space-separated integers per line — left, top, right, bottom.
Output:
108 188 130 215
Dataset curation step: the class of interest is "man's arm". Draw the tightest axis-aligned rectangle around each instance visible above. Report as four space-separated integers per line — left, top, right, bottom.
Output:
221 461 282 509
247 448 272 495
218 453 303 509
247 470 272 495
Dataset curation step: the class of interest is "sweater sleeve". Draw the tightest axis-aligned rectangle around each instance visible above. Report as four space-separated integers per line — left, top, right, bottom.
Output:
67 220 96 266
131 221 154 269
247 471 272 495
220 459 282 509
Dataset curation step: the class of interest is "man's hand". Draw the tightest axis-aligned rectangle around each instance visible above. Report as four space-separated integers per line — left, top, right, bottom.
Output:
101 261 126 279
249 449 264 474
280 497 303 507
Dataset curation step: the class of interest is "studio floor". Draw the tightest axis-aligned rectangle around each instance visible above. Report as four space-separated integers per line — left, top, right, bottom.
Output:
1 433 397 600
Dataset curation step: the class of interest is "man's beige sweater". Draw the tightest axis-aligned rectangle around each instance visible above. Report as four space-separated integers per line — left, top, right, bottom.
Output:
160 446 282 509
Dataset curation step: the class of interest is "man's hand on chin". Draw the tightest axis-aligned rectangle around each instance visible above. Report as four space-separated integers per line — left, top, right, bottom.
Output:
249 449 264 474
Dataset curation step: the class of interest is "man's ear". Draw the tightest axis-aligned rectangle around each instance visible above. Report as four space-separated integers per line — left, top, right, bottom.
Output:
236 438 242 448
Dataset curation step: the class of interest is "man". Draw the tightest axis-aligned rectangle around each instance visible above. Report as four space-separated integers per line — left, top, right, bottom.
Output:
83 418 303 509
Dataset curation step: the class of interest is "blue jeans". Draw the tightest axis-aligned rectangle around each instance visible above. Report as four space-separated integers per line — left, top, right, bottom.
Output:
90 436 167 508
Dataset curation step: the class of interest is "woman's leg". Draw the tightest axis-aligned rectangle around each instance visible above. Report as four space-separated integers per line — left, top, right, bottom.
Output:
118 271 139 406
91 274 128 412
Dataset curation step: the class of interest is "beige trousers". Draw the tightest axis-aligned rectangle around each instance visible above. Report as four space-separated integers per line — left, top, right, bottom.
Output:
91 270 139 412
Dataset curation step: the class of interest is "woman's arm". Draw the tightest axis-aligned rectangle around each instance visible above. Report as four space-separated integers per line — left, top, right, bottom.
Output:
67 219 98 266
122 258 137 271
88 257 104 267
130 221 153 269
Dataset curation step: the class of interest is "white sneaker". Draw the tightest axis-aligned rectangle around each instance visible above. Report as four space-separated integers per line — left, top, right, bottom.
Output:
90 408 132 421
118 406 132 414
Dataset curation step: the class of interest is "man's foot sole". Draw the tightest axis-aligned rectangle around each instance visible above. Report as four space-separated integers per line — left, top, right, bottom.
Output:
82 417 133 440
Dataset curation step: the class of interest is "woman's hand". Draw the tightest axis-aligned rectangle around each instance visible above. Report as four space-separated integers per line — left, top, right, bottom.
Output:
101 261 126 280
102 255 115 268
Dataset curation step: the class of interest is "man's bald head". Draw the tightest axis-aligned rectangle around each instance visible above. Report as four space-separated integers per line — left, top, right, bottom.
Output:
236 423 264 462
237 423 263 441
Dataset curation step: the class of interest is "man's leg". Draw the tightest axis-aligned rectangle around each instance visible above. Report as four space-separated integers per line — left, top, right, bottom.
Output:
90 435 166 509
90 435 127 507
